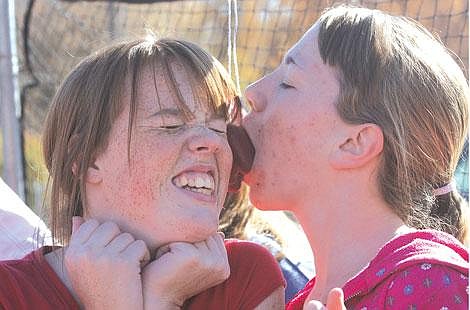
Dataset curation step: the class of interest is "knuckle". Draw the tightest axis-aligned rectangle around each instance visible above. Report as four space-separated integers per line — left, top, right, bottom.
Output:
103 221 120 234
132 239 146 249
221 267 230 279
186 255 201 269
186 250 200 262
87 218 100 226
120 232 135 242
215 260 229 273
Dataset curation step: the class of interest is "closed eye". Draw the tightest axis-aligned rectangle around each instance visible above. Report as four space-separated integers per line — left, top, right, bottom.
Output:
279 82 294 89
210 127 226 134
158 124 185 131
208 118 227 134
160 125 183 129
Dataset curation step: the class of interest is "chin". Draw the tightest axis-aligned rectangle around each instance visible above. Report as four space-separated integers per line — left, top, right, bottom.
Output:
183 220 219 242
249 190 286 211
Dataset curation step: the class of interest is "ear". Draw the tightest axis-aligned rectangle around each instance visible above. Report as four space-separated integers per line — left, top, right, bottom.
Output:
71 161 102 184
329 123 383 169
69 134 102 184
85 162 102 184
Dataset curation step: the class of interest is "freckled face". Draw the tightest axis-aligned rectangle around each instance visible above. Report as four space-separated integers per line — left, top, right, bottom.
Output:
243 24 342 211
85 64 232 250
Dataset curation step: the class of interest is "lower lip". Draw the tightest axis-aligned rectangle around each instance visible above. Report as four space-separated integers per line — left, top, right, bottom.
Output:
174 184 216 203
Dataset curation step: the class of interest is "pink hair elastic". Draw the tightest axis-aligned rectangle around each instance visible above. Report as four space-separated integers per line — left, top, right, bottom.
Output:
432 180 456 196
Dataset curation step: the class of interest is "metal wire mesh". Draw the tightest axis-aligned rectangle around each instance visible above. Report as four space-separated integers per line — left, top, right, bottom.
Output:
12 0 469 208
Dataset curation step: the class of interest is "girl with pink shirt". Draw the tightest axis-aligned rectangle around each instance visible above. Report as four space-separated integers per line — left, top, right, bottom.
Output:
242 5 469 309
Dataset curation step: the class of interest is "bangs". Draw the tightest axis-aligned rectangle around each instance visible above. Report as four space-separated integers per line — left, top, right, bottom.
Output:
129 38 239 124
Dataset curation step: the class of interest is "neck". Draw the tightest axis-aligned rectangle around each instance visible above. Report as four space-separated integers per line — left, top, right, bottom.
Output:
295 181 409 303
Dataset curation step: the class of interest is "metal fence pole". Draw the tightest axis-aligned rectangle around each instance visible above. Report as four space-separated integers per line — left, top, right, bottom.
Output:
0 0 25 200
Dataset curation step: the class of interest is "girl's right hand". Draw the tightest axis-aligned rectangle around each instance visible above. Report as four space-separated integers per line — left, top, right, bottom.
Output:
64 217 150 310
304 288 346 310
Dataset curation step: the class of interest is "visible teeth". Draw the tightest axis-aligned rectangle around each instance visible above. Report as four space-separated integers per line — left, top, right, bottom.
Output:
173 172 215 193
187 187 212 195
196 176 204 188
180 175 188 187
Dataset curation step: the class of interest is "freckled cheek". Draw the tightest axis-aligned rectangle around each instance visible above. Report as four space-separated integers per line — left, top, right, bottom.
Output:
263 114 299 162
128 137 179 205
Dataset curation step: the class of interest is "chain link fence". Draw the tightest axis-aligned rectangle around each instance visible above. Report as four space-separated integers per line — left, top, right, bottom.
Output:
6 0 469 209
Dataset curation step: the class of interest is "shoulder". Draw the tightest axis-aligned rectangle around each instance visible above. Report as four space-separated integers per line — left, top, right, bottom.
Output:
186 240 285 310
0 247 79 309
0 250 42 307
382 262 469 309
351 263 469 309
224 239 284 275
226 239 285 308
225 238 287 293
224 238 274 256
349 230 469 309
0 249 38 281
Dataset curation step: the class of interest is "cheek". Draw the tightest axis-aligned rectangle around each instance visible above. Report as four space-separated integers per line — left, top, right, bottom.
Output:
127 135 179 204
263 110 302 164
215 141 232 207
258 111 319 194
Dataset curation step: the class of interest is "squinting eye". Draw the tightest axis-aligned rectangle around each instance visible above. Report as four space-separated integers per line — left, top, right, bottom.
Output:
208 119 227 134
279 82 294 89
159 124 184 130
210 127 227 134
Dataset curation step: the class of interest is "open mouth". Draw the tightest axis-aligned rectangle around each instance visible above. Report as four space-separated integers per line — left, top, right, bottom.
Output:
172 171 215 196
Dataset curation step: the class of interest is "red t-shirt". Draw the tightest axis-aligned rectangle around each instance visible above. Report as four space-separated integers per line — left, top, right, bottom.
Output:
0 239 285 310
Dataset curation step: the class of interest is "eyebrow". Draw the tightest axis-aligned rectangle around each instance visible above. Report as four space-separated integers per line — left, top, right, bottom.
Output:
147 108 182 118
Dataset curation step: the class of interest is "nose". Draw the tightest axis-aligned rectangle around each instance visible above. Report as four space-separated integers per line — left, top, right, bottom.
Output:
187 126 225 154
245 78 267 113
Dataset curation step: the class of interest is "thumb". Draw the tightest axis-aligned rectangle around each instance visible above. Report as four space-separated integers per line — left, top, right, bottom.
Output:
71 216 84 234
304 300 326 310
326 288 346 310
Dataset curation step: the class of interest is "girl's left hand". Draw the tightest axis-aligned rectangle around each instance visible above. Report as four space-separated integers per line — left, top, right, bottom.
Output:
142 232 230 309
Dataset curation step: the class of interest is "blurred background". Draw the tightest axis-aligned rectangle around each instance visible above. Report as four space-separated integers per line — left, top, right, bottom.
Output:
0 0 468 231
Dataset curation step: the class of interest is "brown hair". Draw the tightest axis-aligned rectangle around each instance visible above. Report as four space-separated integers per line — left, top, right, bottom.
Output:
317 6 469 243
219 184 285 260
43 37 239 245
